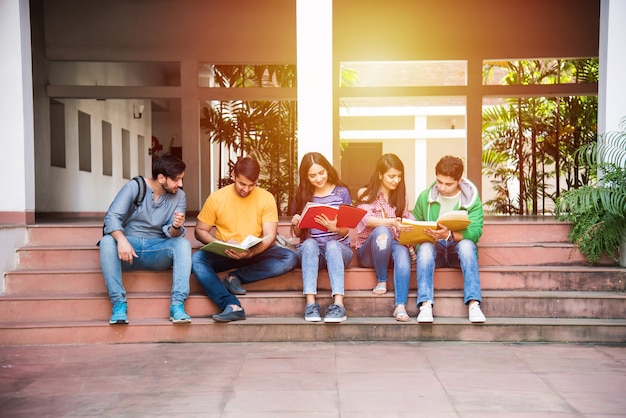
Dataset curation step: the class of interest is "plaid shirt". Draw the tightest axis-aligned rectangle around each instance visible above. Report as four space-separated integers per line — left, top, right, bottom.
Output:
355 190 414 249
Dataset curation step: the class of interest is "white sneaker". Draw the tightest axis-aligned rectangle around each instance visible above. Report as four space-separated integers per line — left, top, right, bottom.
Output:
417 301 433 323
468 301 486 323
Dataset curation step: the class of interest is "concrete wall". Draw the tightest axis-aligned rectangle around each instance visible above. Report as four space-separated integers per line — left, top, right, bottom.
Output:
0 227 27 293
36 98 151 213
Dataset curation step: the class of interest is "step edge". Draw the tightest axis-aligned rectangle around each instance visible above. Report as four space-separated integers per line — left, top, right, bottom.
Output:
2 289 625 301
1 316 625 330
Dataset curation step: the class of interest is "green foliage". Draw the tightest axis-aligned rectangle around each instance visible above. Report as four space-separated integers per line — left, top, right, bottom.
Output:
202 64 360 213
556 117 626 263
481 58 599 215
200 65 298 215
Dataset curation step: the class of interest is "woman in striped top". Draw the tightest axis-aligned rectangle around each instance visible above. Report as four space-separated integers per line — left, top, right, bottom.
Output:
290 153 354 323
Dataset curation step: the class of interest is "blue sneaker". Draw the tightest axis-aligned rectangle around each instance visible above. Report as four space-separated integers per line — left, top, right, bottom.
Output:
109 302 129 325
304 302 321 322
169 304 191 324
324 303 347 323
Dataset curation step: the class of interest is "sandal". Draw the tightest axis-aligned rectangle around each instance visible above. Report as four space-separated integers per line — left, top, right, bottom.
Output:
393 305 410 322
372 282 387 295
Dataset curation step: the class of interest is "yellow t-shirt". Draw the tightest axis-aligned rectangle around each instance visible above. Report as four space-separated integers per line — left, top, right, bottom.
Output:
197 184 278 243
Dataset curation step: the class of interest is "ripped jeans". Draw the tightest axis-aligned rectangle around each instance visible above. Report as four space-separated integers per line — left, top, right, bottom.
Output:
356 226 411 306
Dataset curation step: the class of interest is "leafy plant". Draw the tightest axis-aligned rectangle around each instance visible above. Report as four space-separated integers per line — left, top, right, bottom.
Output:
481 58 598 215
200 65 298 215
556 117 626 263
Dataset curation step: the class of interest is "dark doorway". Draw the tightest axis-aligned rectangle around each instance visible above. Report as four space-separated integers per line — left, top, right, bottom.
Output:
341 142 382 201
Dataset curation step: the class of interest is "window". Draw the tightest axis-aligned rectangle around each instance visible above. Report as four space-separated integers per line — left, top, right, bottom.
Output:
78 111 91 172
50 100 66 168
102 121 112 176
483 58 598 85
340 60 467 87
338 61 468 202
122 129 130 179
138 134 145 177
481 58 598 215
198 64 296 88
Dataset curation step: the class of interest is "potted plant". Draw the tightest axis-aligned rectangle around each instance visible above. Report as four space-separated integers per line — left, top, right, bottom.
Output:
556 116 626 265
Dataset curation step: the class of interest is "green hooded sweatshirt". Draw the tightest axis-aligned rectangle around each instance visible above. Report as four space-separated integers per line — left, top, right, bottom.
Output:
411 177 484 244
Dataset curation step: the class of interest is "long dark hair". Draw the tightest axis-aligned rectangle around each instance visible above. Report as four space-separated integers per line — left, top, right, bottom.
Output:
357 153 407 217
292 152 348 215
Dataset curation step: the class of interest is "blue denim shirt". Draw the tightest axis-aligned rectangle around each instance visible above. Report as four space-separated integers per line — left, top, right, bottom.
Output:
103 179 186 238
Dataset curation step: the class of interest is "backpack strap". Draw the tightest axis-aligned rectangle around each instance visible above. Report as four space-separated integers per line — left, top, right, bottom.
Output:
123 176 146 225
132 176 146 209
101 176 147 238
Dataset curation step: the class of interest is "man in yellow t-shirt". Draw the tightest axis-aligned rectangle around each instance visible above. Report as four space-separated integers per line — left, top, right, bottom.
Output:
192 157 298 322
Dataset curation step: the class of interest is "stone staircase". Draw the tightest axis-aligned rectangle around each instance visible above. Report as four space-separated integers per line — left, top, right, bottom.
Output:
1 217 625 345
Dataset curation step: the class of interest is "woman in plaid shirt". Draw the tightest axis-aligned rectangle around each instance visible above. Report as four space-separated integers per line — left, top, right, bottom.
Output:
354 154 415 322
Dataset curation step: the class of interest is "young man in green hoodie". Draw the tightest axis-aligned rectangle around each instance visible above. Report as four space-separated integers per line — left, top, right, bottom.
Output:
412 155 486 323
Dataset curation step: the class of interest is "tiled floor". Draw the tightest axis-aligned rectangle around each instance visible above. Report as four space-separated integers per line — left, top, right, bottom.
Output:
1 341 625 417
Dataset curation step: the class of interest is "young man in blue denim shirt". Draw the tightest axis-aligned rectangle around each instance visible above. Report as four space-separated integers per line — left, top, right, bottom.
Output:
100 154 192 325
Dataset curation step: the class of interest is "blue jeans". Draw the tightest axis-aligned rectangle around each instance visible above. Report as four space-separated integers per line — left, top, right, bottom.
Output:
356 226 411 306
191 245 298 311
99 234 191 306
297 238 354 296
416 239 482 306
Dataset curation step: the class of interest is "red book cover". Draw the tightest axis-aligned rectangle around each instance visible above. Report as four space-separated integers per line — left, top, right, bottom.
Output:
297 203 367 231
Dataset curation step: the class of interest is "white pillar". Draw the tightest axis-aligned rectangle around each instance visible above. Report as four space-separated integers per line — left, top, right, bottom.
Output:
296 0 333 164
598 0 626 135
413 115 429 195
0 0 34 224
598 0 626 266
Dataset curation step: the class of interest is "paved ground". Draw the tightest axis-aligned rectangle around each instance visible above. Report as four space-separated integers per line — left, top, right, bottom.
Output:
1 341 625 417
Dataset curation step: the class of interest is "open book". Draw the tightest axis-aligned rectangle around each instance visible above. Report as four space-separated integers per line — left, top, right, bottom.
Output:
399 210 470 245
199 235 270 256
297 203 367 231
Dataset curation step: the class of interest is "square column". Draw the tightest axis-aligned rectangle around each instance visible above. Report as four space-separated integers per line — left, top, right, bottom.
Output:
0 0 34 224
296 0 333 164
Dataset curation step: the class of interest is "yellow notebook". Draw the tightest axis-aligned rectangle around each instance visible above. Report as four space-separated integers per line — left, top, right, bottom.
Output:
399 210 470 245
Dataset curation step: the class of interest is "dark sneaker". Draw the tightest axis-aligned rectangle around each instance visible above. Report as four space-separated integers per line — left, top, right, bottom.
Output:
304 302 322 322
324 303 347 323
109 302 129 325
223 275 246 295
212 305 246 323
169 304 191 324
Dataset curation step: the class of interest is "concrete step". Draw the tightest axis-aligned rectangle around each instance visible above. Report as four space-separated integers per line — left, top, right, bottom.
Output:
1 317 625 345
15 240 600 270
5 216 623 346
478 218 573 244
26 217 575 246
27 223 259 247
5 265 626 295
1 290 624 322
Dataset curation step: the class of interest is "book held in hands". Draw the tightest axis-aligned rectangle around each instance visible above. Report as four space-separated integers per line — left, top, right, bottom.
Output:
297 203 367 231
399 210 470 245
199 235 270 256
